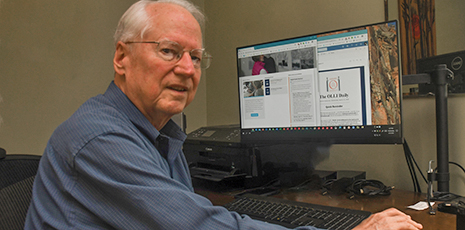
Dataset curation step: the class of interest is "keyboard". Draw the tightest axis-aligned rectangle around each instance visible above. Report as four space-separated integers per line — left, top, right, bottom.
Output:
224 194 371 230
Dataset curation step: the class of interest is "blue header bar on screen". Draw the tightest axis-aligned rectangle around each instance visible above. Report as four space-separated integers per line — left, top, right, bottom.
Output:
317 29 368 41
247 35 317 50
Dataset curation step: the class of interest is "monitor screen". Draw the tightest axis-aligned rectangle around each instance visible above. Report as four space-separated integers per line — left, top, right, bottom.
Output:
237 20 402 145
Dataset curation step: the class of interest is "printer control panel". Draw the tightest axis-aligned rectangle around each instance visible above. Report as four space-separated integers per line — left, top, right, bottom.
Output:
187 124 240 143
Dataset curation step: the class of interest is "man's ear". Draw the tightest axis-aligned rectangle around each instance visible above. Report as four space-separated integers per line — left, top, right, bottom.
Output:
113 41 128 75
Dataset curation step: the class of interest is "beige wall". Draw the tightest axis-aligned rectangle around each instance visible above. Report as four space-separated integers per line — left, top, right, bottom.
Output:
1 0 465 195
0 0 207 154
0 1 132 154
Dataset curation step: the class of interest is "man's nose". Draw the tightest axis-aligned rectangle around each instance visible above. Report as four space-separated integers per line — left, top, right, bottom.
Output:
174 52 197 76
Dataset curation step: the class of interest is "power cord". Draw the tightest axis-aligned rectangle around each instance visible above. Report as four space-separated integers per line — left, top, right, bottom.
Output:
403 139 428 193
450 161 465 174
346 179 394 199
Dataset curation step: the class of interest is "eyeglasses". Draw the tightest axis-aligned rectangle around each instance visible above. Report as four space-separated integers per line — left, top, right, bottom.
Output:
125 40 212 69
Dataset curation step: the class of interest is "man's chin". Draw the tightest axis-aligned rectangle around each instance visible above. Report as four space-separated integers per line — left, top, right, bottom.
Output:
164 104 186 117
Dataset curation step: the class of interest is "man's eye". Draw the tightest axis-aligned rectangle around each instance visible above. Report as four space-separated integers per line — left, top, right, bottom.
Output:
191 55 201 62
159 48 177 57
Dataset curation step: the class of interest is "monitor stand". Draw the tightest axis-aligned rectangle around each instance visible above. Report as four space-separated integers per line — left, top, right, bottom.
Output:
403 64 451 192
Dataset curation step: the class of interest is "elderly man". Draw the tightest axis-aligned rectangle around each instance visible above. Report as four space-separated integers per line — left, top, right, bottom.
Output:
25 0 422 229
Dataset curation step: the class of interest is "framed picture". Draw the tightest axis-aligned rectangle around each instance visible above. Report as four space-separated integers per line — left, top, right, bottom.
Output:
398 0 436 75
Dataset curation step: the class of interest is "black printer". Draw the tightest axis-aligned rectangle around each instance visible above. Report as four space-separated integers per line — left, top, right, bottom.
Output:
183 124 264 187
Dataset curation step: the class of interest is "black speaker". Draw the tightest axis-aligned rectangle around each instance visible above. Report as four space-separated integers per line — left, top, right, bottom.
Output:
457 205 465 230
437 197 465 230
457 213 465 230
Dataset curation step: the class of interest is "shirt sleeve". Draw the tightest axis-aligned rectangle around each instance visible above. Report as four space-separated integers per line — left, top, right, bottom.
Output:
70 132 322 230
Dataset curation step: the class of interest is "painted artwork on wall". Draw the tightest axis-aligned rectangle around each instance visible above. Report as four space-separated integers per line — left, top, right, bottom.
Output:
398 0 436 75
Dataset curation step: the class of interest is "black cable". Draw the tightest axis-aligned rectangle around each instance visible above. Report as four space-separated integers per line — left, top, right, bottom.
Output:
450 161 465 174
403 141 416 192
346 179 394 198
320 179 336 196
403 139 431 193
287 179 311 191
409 156 421 192
403 140 422 193
409 150 428 184
447 68 455 81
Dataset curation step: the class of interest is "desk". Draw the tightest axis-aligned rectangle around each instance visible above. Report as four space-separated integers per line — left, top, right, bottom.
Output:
195 185 455 230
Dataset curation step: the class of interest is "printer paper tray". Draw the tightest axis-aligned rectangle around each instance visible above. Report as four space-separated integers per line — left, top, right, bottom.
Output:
190 167 246 182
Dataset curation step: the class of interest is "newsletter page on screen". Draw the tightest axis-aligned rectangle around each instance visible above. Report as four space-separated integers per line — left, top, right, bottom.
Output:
317 29 371 126
238 29 372 130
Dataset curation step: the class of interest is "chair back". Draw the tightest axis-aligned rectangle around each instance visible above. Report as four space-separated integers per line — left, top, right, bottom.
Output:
0 152 41 230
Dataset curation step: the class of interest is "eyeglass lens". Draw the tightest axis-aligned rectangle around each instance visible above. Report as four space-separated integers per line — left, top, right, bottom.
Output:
156 41 211 69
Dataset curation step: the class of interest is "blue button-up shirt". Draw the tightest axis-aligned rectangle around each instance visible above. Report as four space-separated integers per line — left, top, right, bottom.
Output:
25 82 319 230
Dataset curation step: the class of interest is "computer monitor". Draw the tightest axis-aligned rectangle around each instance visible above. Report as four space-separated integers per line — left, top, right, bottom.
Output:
237 20 402 145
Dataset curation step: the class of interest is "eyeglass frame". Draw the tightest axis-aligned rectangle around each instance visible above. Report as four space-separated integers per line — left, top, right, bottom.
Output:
124 40 212 69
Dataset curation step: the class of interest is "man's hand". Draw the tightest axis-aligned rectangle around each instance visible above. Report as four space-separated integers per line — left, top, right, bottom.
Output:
353 208 423 230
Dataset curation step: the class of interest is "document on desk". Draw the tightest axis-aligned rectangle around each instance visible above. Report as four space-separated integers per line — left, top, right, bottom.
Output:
407 201 435 211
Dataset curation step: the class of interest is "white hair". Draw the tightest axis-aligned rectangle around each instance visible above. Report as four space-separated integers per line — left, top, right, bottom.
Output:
113 0 205 46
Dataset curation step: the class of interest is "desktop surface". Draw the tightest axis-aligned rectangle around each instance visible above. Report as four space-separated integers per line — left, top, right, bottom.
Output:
194 183 455 230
